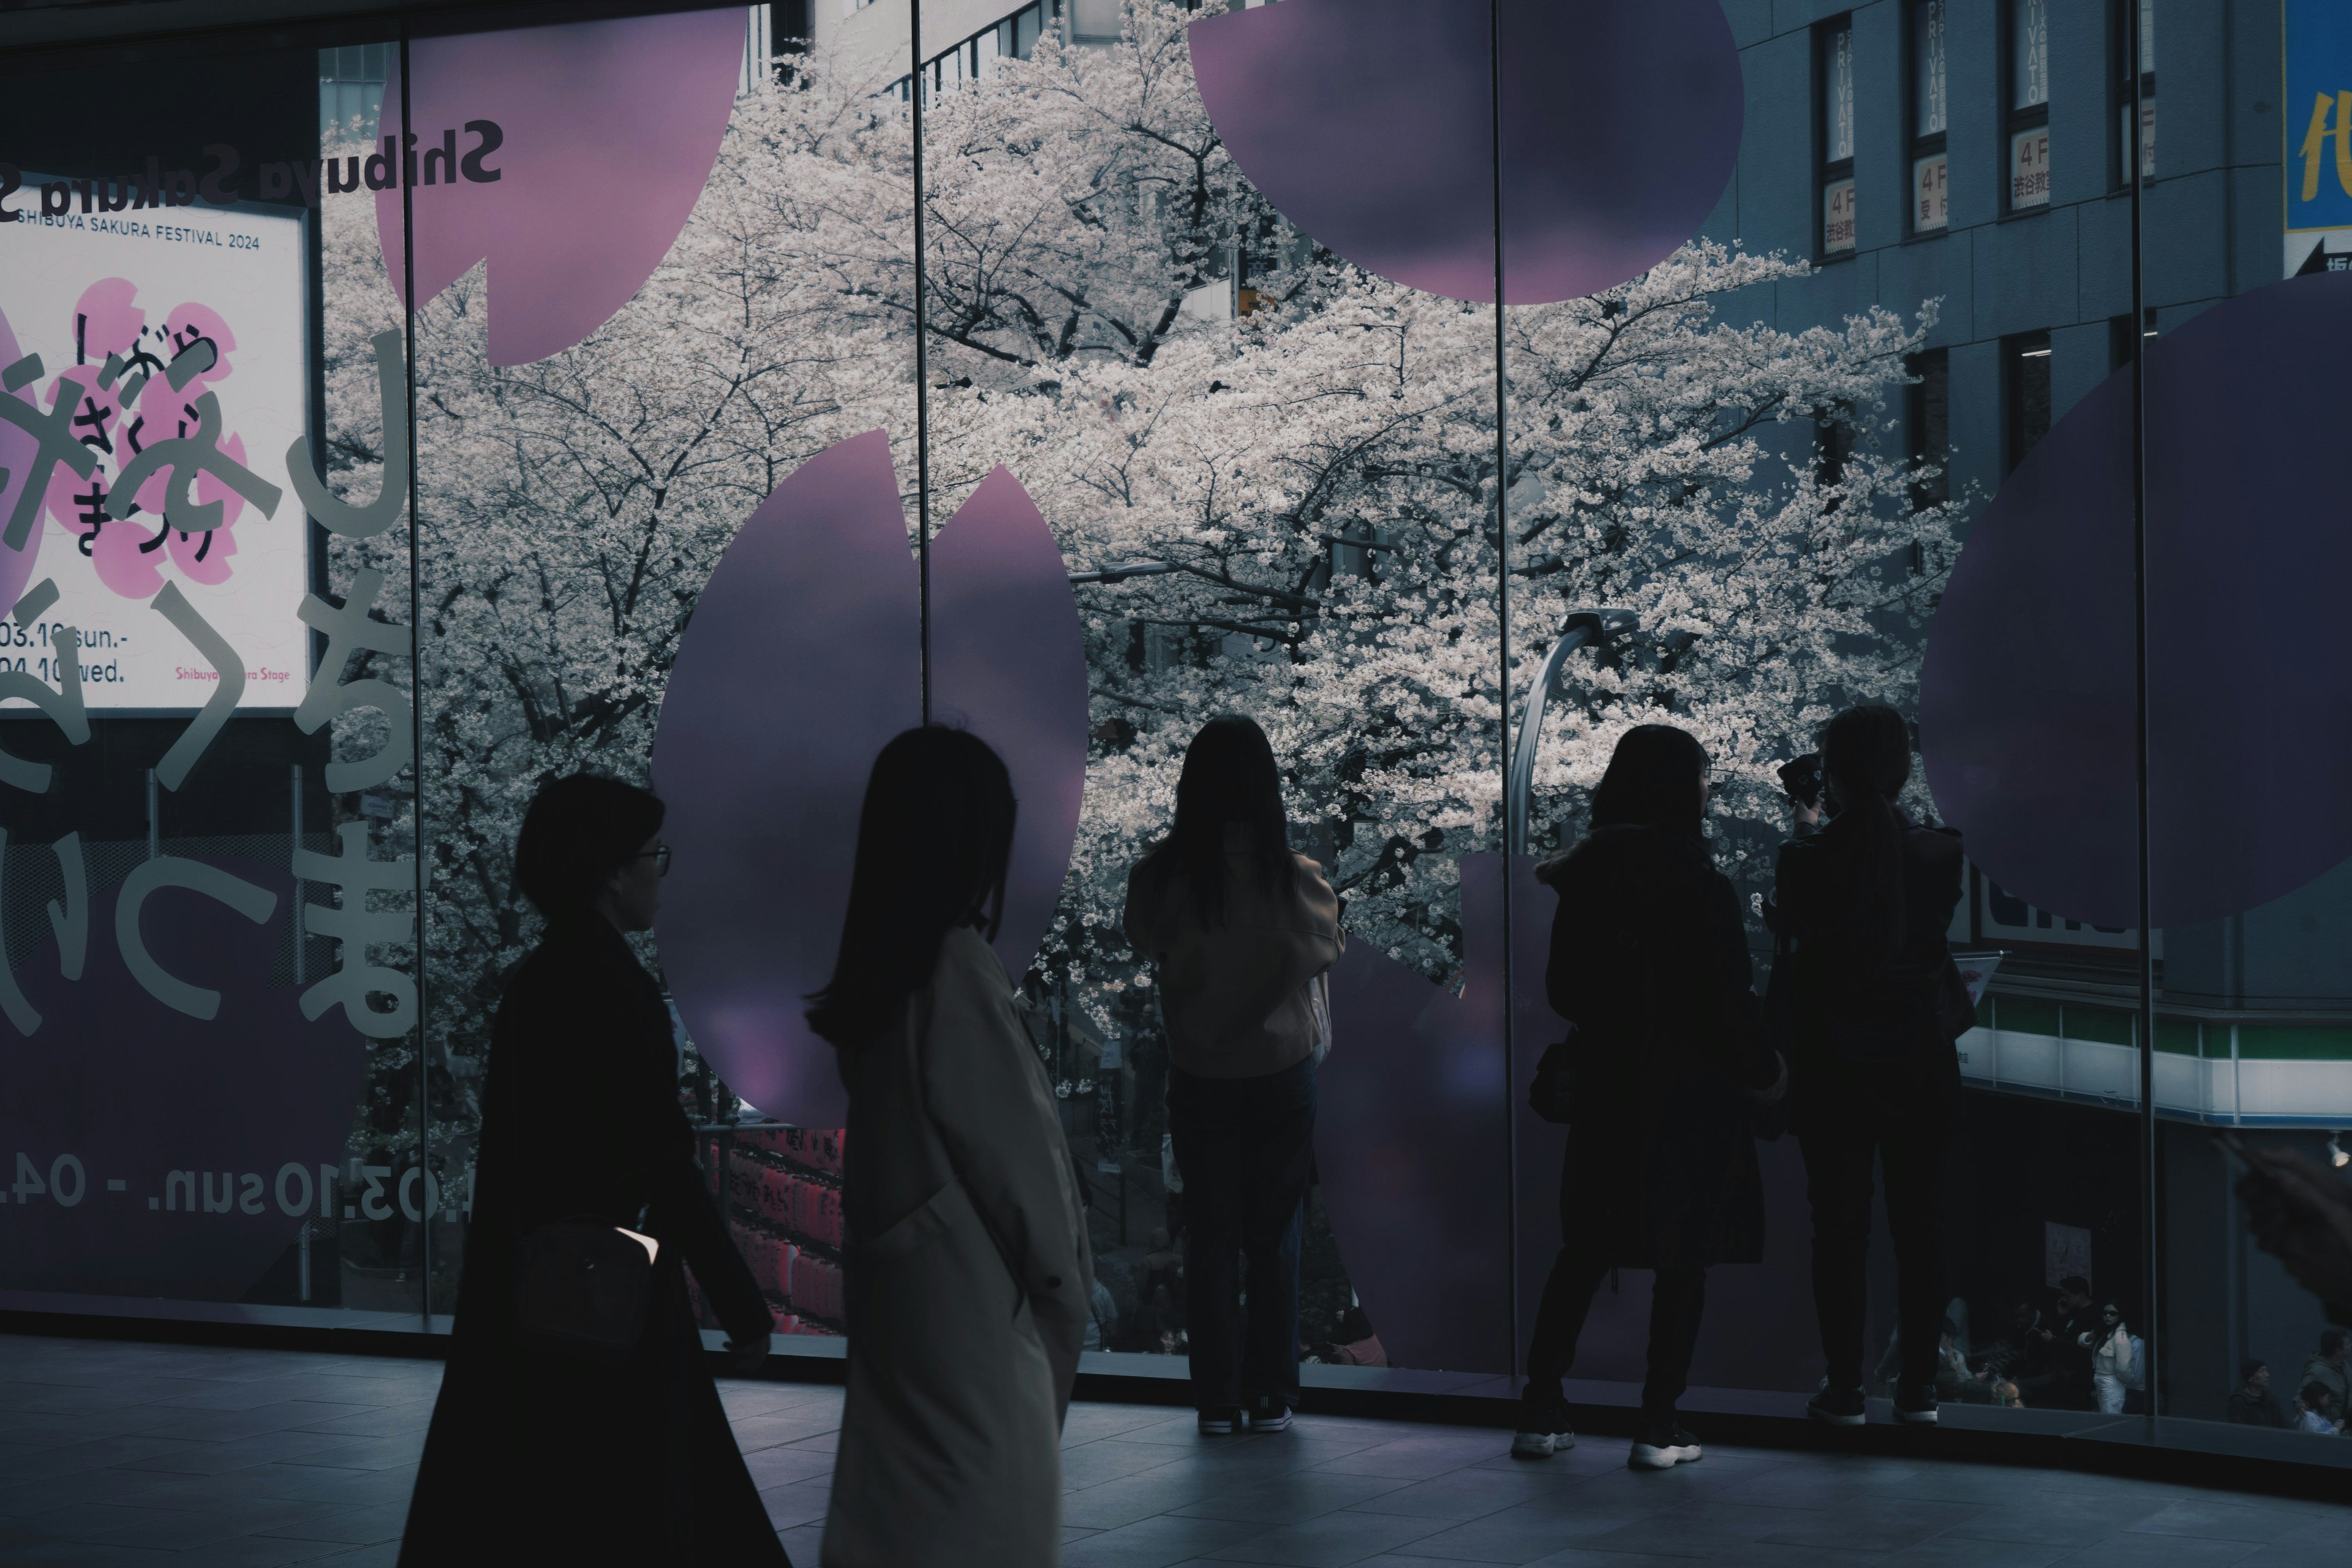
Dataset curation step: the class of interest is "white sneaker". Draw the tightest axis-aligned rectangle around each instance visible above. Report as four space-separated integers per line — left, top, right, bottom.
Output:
1511 1427 1574 1458
1628 1422 1703 1470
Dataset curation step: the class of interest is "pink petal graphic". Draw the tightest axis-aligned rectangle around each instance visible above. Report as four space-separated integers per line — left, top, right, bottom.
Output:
378 9 746 367
654 437 1087 1126
1189 0 1742 304
0 306 40 620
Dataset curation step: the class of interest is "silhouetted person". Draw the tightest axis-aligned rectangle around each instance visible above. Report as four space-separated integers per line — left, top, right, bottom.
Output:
1771 705 1967 1428
2227 1360 2290 1427
1125 714 1343 1434
2045 1276 2101 1412
809 728 1092 1566
399 775 785 1566
2302 1328 2350 1415
2085 1297 2137 1414
1514 725 1782 1471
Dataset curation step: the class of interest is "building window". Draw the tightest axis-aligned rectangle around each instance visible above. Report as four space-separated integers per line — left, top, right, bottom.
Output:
1819 19 1858 257
319 43 393 143
1909 349 1951 509
2116 0 2155 185
2109 309 2156 370
1910 1 1950 233
2007 0 2052 211
2004 331 2052 472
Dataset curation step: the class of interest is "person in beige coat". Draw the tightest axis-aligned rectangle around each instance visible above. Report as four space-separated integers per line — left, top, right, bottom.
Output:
1125 715 1343 1434
809 727 1092 1567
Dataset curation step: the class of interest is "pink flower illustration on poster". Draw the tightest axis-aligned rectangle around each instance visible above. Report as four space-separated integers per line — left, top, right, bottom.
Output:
32 281 258 600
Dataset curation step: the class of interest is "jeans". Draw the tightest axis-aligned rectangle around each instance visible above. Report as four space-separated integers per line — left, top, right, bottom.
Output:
1167 1055 1317 1412
1524 1253 1707 1420
1799 1110 1951 1393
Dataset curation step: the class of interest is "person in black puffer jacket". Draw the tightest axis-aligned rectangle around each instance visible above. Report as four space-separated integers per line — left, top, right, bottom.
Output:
1514 725 1784 1472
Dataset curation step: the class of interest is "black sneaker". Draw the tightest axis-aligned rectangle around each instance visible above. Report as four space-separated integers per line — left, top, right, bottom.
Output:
1197 1408 1245 1436
1807 1385 1867 1427
1511 1398 1575 1458
1628 1419 1702 1469
1246 1397 1294 1433
1893 1382 1939 1424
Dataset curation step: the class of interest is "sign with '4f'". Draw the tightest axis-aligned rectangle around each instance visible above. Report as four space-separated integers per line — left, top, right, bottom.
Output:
2287 0 2352 276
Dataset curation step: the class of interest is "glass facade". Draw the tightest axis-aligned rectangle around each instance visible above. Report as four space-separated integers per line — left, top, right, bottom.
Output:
1 0 2347 1471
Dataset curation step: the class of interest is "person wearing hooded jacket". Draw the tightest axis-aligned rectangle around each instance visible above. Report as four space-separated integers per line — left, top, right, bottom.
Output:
1769 704 1969 1430
1512 725 1784 1471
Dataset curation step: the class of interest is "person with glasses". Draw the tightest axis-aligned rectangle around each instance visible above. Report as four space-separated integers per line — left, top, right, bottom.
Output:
399 774 785 1567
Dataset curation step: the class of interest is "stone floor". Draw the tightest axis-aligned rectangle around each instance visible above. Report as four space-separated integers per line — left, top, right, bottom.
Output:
0 1333 2345 1566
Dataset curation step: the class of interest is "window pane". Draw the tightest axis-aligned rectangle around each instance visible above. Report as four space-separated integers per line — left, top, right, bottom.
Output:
2013 0 2050 110
1914 152 1950 230
2011 125 2052 208
1825 26 1856 164
1825 176 1857 252
1916 0 1948 137
2139 0 2155 74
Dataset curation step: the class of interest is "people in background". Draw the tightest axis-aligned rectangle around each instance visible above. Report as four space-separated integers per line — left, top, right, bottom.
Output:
1124 715 1344 1436
2227 1360 2291 1427
1770 706 1968 1429
1969 1300 2053 1408
2047 1277 2101 1411
1513 725 1783 1471
809 728 1093 1567
399 775 785 1566
2293 1381 2346 1435
1932 1317 1997 1405
2085 1298 2136 1415
1086 1274 1120 1353
2301 1328 2349 1417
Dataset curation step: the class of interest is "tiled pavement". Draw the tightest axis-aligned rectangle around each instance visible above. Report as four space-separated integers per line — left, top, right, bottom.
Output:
0 1335 2346 1566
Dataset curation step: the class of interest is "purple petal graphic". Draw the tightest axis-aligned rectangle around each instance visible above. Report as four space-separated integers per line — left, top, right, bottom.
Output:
1316 857 1511 1373
654 440 1086 1126
931 467 1091 990
0 306 39 620
1920 274 2352 930
654 431 918 1127
378 9 744 366
0 857 362 1300
1189 0 1742 304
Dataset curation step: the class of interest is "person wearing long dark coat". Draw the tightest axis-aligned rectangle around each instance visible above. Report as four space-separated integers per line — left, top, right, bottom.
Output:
399 775 786 1566
1514 725 1782 1471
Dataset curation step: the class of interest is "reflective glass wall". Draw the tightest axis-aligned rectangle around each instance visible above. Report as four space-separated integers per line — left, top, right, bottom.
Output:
2 0 2347 1468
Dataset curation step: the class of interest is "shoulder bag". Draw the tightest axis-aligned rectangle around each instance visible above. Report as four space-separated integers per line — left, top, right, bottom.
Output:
514 1217 661 1365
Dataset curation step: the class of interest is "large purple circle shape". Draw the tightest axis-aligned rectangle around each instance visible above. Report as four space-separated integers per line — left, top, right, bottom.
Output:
651 435 1090 1126
1189 0 1742 305
1920 274 2352 930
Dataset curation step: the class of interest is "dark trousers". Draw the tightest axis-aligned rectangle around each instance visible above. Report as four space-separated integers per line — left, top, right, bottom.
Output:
1167 1055 1317 1412
1524 1251 1708 1419
1799 1112 1950 1393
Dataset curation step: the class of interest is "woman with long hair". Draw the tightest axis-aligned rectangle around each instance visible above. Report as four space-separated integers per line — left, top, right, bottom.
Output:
1771 704 1969 1429
1124 715 1343 1434
1515 725 1781 1471
809 726 1091 1567
400 774 786 1566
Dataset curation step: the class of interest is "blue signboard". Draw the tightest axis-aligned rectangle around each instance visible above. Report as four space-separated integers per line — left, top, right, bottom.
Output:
2287 0 2352 273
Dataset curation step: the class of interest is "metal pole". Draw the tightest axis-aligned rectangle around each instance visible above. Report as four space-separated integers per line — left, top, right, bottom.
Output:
2127 0 2157 1444
1488 0 1520 1389
911 0 933 723
397 29 433 1332
290 763 306 987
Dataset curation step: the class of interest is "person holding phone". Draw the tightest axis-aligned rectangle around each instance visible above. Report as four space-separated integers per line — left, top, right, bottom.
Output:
1768 705 1969 1430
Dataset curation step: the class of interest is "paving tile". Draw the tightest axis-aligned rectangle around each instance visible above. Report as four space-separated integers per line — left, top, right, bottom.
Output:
1940 1491 2182 1548
1061 1513 1265 1568
1064 1468 1231 1531
1344 1468 1584 1523
2124 1500 2321 1545
1170 1470 1413 1525
271 1436 429 1474
1065 1437 1188 1490
1066 1404 1193 1446
1571 1499 1839 1556
1875 1539 2076 1568
0 1542 176 1565
117 1429 368 1474
1378 1502 1638 1564
1313 1433 1520 1480
124 1402 381 1444
741 1444 835 1490
759 1475 835 1530
775 1521 826 1561
303 1544 401 1567
1758 1498 1990 1553
160 1534 355 1567
1205 1509 1454 1566
252 1501 412 1546
2045 1537 2269 1567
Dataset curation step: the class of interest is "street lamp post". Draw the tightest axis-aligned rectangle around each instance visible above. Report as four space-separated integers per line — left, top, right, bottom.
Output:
1506 608 1638 857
